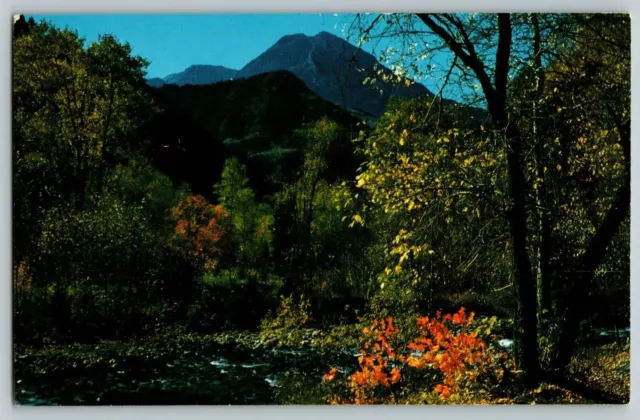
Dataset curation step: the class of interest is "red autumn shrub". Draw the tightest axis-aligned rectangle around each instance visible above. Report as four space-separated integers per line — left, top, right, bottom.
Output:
324 308 514 404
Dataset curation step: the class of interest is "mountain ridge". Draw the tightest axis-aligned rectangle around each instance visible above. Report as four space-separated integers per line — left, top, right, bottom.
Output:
160 64 238 86
148 31 432 117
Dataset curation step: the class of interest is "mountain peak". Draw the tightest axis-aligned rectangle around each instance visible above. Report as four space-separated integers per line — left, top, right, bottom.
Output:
280 32 309 39
237 30 430 116
314 31 342 40
184 64 239 72
149 30 431 116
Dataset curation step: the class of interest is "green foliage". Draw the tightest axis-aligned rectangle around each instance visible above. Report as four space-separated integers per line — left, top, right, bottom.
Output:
260 294 313 347
34 198 163 336
13 22 154 214
12 19 165 342
214 157 275 267
273 119 380 299
102 160 187 228
14 157 186 341
147 71 360 197
351 98 513 314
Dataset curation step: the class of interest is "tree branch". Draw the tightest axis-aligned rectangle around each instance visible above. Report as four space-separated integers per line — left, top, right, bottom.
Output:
416 14 496 105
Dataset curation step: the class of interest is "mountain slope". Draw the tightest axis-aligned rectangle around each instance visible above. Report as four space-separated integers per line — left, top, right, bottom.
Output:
143 71 361 198
237 31 432 117
159 64 239 86
146 77 165 88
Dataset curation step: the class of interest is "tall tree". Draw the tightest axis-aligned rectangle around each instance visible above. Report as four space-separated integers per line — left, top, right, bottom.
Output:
404 13 539 381
540 14 631 369
13 21 154 215
350 12 630 381
13 19 158 335
284 119 344 293
214 157 274 270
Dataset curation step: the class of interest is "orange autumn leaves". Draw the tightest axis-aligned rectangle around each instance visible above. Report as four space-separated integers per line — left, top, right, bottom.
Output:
324 308 510 404
169 194 228 270
406 308 502 399
14 261 32 291
350 316 403 403
323 368 338 383
325 316 403 404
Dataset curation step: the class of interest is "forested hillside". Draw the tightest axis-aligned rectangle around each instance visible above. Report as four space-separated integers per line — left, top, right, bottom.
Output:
144 71 361 197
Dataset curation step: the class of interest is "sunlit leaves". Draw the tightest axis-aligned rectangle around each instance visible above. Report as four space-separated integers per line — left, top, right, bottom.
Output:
13 22 154 210
512 14 630 281
351 97 511 298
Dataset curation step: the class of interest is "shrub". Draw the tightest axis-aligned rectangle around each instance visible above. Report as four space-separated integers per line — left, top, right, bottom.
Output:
169 194 228 272
323 307 514 404
260 294 313 347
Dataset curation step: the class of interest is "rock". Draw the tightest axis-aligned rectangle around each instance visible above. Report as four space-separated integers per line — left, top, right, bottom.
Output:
265 375 278 387
498 339 514 349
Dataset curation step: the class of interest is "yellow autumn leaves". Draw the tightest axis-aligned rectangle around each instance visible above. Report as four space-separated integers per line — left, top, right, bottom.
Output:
346 98 509 294
399 129 409 145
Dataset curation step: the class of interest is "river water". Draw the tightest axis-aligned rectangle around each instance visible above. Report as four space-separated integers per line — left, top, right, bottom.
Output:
15 346 358 405
14 326 628 405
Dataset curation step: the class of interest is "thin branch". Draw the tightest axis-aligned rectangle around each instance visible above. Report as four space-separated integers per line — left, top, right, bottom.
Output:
416 13 496 105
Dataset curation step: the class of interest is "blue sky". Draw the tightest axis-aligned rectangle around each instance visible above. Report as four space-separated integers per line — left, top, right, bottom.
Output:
28 14 467 100
29 14 355 79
